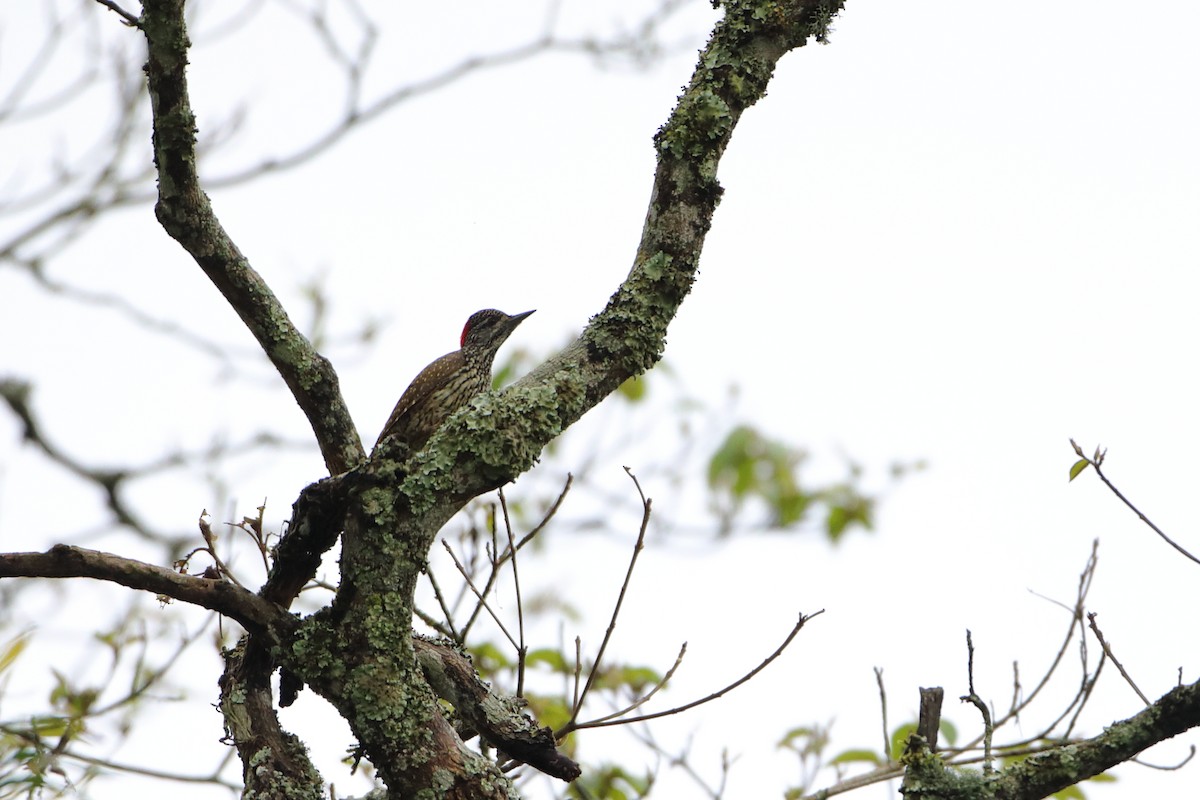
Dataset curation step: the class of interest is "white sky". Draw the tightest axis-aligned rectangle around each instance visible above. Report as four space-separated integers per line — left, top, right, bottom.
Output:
2 1 1199 798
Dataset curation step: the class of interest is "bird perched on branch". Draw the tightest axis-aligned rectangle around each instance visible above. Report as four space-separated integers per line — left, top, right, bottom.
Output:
374 308 534 453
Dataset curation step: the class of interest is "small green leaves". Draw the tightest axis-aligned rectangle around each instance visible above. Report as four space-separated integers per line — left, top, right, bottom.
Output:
1068 439 1106 481
1069 459 1091 482
706 425 879 541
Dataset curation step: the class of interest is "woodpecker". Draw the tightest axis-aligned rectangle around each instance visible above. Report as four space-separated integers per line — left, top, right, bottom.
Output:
374 308 534 453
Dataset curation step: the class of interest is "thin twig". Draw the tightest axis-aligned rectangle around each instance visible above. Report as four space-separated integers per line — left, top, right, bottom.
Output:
1012 541 1098 717
1134 744 1195 771
874 667 890 763
567 467 652 726
508 473 574 557
1094 463 1200 565
1009 660 1022 717
629 725 729 800
1070 440 1200 566
93 0 140 27
196 511 249 591
0 728 239 788
572 636 583 718
960 630 994 775
567 611 823 732
1063 652 1105 739
412 606 454 639
459 475 572 639
440 540 518 650
1087 612 1150 705
423 565 460 640
498 488 528 697
584 643 687 726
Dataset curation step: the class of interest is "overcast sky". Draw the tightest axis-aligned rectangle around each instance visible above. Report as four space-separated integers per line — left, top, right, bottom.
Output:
2 2 1199 798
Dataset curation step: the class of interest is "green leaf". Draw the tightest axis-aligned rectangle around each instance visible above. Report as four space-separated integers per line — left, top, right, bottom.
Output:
28 716 69 738
827 505 848 537
778 725 820 748
940 719 958 746
525 694 572 731
593 664 663 693
525 648 570 673
0 631 30 673
890 722 918 760
1069 459 1090 482
468 641 512 675
829 748 882 766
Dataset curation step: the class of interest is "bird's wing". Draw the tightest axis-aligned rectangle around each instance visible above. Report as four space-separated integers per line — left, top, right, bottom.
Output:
375 351 456 446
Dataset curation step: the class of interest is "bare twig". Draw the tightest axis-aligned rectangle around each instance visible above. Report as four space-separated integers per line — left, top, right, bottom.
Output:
459 474 572 640
567 611 823 733
441 540 518 651
412 606 455 639
1134 745 1195 771
93 0 140 27
572 636 583 716
1070 440 1200 566
630 725 730 800
423 564 460 640
194 511 249 591
498 489 528 697
566 467 653 726
960 630 994 775
1087 612 1150 706
874 667 890 762
583 643 687 726
507 473 574 557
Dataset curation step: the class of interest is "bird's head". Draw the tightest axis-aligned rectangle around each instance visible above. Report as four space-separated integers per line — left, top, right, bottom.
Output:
461 308 535 353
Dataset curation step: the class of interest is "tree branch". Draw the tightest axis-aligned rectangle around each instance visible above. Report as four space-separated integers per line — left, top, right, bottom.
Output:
384 0 846 539
140 0 363 476
0 544 283 635
414 637 581 782
990 680 1200 799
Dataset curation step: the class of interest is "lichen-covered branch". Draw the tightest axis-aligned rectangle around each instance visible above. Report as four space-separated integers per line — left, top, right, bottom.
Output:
140 0 363 476
219 641 326 800
897 680 1200 800
988 680 1200 800
376 0 847 532
415 637 581 781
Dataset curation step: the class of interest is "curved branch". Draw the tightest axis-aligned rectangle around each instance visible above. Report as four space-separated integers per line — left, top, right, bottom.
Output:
140 0 363 475
0 544 284 635
382 0 844 532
